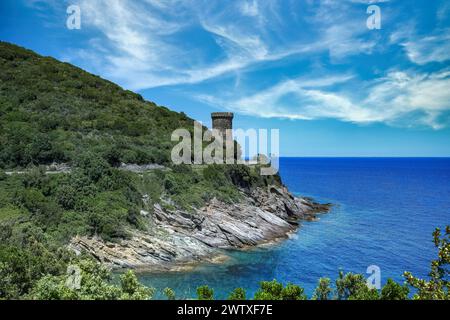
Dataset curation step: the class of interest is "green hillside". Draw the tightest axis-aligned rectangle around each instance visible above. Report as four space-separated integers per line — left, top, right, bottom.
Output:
0 41 193 168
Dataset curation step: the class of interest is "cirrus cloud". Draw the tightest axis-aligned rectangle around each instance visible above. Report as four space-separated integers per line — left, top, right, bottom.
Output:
197 69 450 129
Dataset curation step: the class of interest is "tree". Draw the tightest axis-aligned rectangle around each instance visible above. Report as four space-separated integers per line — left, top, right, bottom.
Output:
281 283 307 300
163 287 176 300
120 270 154 300
404 226 450 300
380 279 409 300
196 285 214 300
254 280 306 300
29 259 154 300
312 278 332 300
0 242 67 299
254 280 283 300
228 288 246 300
75 152 111 183
335 271 379 300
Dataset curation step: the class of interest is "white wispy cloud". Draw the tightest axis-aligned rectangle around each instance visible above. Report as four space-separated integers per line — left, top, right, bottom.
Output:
30 0 449 129
305 0 382 59
401 33 450 65
56 0 382 90
71 0 273 88
390 25 450 65
198 69 450 129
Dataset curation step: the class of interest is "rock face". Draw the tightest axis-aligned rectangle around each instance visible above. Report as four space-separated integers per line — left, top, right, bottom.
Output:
69 185 330 271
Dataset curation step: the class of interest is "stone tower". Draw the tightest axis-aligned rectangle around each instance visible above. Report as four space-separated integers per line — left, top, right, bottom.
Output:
211 112 234 137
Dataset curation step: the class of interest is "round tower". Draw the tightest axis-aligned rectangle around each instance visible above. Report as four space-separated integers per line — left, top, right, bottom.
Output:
211 112 234 136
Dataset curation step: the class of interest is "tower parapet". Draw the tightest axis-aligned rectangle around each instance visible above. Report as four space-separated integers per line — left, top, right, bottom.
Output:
211 112 234 137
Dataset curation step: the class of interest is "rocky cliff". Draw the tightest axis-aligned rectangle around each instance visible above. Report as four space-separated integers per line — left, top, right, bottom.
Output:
69 185 330 271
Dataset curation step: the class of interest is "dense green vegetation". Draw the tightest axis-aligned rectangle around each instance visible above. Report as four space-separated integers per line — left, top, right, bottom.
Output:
29 260 153 300
0 162 274 243
0 42 193 168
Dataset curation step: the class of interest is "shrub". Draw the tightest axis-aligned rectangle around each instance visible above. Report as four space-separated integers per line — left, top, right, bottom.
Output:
227 288 246 300
380 278 409 300
335 271 379 300
254 280 306 300
29 259 154 300
0 242 68 299
120 270 154 300
163 287 176 300
203 164 229 187
15 188 61 225
75 152 111 183
404 226 450 300
196 285 214 300
312 278 332 300
55 184 77 210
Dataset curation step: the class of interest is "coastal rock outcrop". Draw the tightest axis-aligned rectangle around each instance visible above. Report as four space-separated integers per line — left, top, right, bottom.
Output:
69 186 330 271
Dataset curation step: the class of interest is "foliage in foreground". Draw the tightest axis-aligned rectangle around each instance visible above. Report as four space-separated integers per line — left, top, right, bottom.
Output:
29 260 154 300
197 226 448 300
0 226 447 300
404 226 450 300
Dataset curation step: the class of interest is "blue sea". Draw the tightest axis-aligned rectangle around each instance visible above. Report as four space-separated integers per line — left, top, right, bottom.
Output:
139 158 450 299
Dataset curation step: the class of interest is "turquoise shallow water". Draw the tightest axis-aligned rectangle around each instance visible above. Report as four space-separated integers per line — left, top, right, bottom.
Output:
138 158 450 299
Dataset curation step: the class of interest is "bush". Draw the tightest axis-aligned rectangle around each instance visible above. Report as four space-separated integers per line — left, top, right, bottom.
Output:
0 242 68 299
404 226 450 300
312 278 332 300
29 259 154 300
15 188 61 225
254 280 306 300
55 184 77 210
75 152 111 183
335 271 379 300
227 288 246 300
0 171 7 181
196 285 214 300
163 287 176 300
87 210 128 241
203 164 229 187
380 278 409 300
120 270 154 300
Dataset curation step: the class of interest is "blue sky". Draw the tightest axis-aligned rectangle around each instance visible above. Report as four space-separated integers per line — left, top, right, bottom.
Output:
1 0 450 156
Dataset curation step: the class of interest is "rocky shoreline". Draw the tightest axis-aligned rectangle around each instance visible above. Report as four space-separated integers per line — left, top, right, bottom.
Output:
69 185 331 271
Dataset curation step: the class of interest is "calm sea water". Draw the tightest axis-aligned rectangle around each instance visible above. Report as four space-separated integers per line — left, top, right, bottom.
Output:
139 158 450 299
